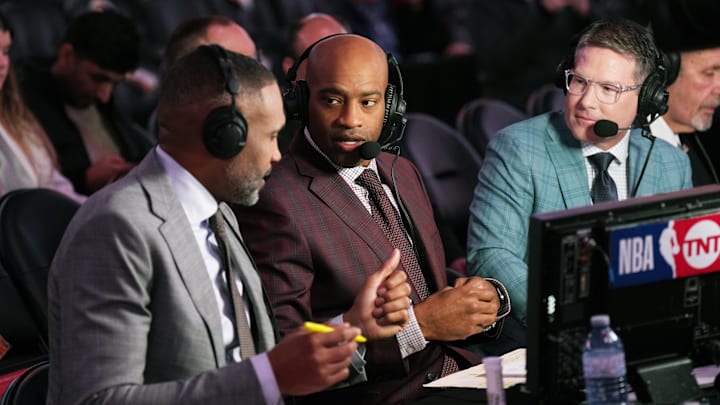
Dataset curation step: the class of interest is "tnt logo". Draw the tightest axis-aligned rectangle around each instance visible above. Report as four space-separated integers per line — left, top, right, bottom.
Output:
682 220 720 269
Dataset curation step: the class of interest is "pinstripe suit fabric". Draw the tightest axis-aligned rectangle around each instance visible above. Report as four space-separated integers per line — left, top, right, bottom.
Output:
236 135 483 404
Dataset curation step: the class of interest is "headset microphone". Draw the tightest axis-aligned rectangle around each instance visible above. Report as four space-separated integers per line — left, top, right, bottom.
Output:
593 119 632 138
359 141 382 160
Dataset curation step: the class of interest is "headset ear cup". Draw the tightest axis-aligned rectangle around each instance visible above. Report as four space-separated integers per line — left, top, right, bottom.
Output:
379 83 395 145
378 83 407 146
662 50 681 86
637 68 669 120
203 106 248 159
283 80 309 125
555 49 574 93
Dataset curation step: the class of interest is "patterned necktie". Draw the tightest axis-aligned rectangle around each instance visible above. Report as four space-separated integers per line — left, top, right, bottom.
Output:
209 210 256 359
355 169 430 300
355 169 459 377
588 152 618 203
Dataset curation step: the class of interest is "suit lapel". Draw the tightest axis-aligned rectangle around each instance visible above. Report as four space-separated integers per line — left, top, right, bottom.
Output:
136 152 226 365
295 139 396 264
545 114 593 208
292 138 439 300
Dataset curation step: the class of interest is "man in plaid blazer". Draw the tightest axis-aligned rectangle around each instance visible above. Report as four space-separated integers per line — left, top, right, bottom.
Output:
236 34 510 404
467 19 692 326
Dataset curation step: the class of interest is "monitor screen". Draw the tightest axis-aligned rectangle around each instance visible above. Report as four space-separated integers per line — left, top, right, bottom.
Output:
526 185 720 403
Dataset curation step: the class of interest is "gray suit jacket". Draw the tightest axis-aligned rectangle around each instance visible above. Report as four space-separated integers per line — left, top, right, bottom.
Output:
47 149 276 404
467 112 692 324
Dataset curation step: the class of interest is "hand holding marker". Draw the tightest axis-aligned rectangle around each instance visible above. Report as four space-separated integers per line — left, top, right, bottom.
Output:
304 321 367 343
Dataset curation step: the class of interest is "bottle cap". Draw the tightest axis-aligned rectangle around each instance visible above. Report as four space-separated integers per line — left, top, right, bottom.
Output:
483 356 502 371
590 314 610 327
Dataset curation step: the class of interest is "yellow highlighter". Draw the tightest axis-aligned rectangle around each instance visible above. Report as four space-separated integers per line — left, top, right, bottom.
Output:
304 321 367 343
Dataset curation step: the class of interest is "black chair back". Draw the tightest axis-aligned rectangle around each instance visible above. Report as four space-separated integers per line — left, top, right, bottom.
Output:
456 98 527 157
0 360 49 405
0 189 80 341
400 113 482 250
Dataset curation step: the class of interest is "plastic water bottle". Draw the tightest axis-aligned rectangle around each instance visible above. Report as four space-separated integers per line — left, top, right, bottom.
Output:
582 314 629 404
483 356 506 405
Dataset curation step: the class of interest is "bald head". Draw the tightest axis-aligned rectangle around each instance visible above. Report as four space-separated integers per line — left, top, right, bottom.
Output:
306 34 388 86
293 13 348 58
282 13 348 76
164 16 256 67
204 23 256 58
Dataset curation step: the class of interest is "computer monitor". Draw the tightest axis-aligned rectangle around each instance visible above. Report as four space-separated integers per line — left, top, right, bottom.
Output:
526 185 720 403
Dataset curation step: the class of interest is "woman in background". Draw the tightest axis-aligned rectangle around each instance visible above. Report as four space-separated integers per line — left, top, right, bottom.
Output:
0 11 86 203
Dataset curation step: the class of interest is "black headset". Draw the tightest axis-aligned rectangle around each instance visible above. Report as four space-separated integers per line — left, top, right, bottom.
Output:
555 25 671 124
201 44 248 159
283 33 408 147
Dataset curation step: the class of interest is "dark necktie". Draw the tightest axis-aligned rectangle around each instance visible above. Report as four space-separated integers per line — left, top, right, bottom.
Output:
588 152 618 203
209 210 256 359
355 169 430 300
355 170 459 376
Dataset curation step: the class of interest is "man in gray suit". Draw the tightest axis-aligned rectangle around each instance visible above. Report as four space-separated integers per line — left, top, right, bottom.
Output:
467 19 692 326
47 45 410 404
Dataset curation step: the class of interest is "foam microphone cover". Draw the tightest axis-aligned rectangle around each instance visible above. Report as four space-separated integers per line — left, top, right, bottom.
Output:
359 141 382 160
594 119 620 138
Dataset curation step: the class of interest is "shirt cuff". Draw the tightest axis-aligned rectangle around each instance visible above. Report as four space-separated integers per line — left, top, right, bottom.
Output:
396 306 428 359
480 278 511 337
250 353 282 405
485 278 511 319
332 314 367 363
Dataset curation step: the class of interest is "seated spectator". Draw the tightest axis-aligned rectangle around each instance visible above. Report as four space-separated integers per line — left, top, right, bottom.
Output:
18 10 152 195
163 15 257 68
281 12 349 78
0 10 85 203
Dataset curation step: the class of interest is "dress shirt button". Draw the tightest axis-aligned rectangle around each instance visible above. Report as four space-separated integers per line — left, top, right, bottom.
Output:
425 371 438 382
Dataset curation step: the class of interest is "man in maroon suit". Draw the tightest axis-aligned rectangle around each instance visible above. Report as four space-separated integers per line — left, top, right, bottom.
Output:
236 34 510 404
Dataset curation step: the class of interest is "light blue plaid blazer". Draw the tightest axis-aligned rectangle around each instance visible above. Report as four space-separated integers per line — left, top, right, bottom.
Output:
466 112 692 324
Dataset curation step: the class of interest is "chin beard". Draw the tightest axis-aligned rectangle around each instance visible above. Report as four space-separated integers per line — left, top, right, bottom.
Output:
230 186 260 207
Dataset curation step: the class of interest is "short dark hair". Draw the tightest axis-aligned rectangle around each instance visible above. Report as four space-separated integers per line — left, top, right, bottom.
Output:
575 19 659 84
159 45 276 112
64 10 140 73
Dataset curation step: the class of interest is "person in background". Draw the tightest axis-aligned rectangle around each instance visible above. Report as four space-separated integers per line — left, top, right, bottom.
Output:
48 45 410 404
281 12 349 78
467 19 692 325
0 10 85 203
648 0 720 186
236 34 510 404
19 10 152 195
163 15 258 68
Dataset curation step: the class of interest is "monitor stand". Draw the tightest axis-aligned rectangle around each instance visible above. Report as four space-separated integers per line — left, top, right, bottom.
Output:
628 356 702 403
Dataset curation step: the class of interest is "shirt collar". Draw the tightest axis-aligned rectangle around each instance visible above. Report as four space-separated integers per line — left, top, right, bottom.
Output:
303 128 381 179
649 116 682 148
581 130 630 164
155 146 217 225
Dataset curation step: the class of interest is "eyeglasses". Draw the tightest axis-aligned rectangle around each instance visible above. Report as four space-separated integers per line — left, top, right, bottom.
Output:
564 69 641 104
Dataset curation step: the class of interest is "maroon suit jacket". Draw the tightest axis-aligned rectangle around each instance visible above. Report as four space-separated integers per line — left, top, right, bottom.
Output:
236 135 483 404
